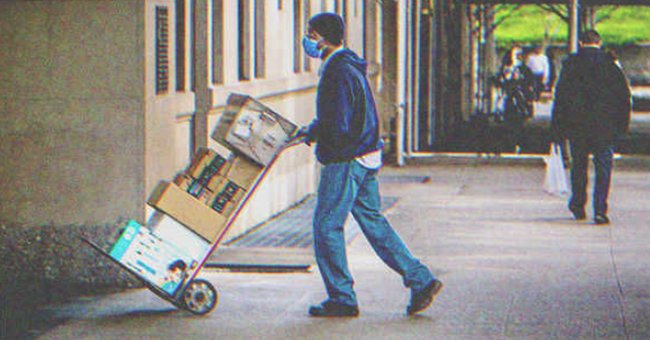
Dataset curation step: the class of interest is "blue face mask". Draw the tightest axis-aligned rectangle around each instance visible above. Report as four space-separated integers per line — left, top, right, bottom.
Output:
302 36 323 59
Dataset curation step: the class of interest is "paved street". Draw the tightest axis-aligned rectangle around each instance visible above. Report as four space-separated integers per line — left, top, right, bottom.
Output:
34 158 650 339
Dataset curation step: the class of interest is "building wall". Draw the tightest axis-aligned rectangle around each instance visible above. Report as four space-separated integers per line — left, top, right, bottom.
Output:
0 0 376 238
0 0 146 225
0 0 199 226
0 1 382 321
142 0 196 199
0 0 366 262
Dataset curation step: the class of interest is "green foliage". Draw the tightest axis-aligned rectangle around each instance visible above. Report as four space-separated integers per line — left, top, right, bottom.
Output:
494 5 650 47
597 7 650 45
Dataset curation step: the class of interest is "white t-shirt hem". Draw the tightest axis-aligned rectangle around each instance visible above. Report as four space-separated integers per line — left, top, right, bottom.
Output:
354 149 382 170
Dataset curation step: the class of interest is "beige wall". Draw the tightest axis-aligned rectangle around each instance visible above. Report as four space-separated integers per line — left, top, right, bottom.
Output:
0 0 377 239
344 0 365 56
143 0 196 197
0 0 146 225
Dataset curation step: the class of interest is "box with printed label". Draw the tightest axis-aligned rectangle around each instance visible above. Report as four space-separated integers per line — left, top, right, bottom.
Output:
186 147 232 180
148 181 228 243
147 211 211 260
210 179 247 218
211 94 298 166
185 148 232 196
174 172 219 205
109 220 198 296
173 156 258 214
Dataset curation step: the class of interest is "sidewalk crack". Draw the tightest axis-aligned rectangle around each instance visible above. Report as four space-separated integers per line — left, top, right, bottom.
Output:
608 227 630 340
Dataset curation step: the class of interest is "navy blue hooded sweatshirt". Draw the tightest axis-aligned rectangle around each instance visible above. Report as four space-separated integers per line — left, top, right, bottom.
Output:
306 49 383 164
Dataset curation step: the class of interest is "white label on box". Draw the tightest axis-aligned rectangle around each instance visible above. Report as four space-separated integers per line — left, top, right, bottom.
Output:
226 109 290 165
147 210 211 259
232 115 254 141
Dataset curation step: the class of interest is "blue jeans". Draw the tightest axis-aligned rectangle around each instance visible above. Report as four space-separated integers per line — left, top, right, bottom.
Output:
313 160 435 307
569 139 614 215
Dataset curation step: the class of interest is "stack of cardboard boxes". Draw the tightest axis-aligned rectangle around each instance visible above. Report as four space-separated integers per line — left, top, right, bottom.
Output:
147 93 297 244
108 94 298 295
148 148 262 243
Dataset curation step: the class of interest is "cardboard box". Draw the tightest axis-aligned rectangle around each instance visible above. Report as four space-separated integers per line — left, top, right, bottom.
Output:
181 147 233 198
172 156 257 214
174 173 246 218
212 94 298 166
187 147 232 179
224 154 264 190
177 172 219 204
210 180 247 218
147 211 210 260
109 220 199 296
173 173 193 191
148 181 228 243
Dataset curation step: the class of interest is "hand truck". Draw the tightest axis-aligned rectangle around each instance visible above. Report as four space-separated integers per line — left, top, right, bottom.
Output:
83 94 305 315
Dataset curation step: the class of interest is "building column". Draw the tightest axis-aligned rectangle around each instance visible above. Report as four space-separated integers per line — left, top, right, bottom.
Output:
459 3 472 121
395 0 408 165
192 0 211 154
569 0 579 53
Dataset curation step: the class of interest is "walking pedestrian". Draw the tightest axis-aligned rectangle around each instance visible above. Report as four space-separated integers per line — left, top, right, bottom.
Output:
551 30 631 225
546 47 557 93
526 45 551 97
499 46 535 151
297 12 442 317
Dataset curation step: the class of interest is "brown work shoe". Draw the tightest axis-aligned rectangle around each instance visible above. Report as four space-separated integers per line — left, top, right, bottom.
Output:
407 279 443 315
569 204 586 220
594 213 610 225
308 300 359 317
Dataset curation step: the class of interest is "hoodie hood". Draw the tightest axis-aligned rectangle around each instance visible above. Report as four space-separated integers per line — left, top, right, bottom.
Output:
328 49 367 75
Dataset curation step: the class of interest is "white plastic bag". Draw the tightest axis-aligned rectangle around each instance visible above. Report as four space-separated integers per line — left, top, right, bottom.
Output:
543 143 569 196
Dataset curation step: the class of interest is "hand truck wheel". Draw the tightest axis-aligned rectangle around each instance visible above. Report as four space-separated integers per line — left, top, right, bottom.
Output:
181 278 218 315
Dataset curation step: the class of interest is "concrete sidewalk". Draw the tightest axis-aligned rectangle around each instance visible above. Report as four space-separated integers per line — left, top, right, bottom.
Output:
36 159 650 339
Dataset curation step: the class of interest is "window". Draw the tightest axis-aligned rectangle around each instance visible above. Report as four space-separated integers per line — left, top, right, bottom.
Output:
362 0 367 58
238 0 264 81
293 0 301 73
238 0 251 81
237 0 250 81
190 1 195 91
341 0 348 44
175 0 185 91
303 0 311 72
156 6 170 94
212 0 224 84
254 0 265 78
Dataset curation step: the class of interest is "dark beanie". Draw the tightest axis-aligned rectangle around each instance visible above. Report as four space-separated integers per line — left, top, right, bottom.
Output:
308 13 345 45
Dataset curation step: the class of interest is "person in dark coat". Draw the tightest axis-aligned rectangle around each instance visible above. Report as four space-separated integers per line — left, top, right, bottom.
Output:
498 46 535 152
298 13 442 317
551 30 631 225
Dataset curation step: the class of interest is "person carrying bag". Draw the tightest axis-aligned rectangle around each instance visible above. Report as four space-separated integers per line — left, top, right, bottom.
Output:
544 142 569 197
